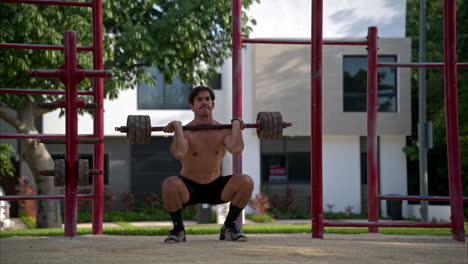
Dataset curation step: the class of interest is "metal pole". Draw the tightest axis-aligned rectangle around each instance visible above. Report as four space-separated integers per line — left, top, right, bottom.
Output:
442 0 465 242
418 0 429 223
64 30 79 237
92 0 105 235
232 0 242 174
232 0 243 225
366 27 379 234
311 0 324 239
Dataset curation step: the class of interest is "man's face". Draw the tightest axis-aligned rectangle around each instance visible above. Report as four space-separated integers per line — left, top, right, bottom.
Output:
190 90 214 118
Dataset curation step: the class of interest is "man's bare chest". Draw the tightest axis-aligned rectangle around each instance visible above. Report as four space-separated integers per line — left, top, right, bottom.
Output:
185 131 227 157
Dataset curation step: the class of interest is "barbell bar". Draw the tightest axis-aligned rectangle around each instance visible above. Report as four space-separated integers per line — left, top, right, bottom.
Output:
115 112 292 144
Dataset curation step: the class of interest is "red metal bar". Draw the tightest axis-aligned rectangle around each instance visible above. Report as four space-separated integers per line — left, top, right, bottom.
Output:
242 39 367 46
0 0 92 7
232 0 242 175
311 0 324 239
324 40 368 46
78 69 112 79
29 69 62 78
0 43 93 52
231 0 243 226
92 0 105 235
0 134 96 139
367 27 379 233
378 62 444 68
379 195 468 202
458 63 468 68
443 0 465 242
243 38 311 45
324 221 453 228
0 194 94 201
0 88 94 95
63 30 79 237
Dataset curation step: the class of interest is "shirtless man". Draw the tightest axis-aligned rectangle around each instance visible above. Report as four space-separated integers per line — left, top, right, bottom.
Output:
162 86 254 243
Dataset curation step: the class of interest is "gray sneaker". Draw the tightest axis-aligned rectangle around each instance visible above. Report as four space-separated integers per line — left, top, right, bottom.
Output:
164 229 186 244
219 223 247 242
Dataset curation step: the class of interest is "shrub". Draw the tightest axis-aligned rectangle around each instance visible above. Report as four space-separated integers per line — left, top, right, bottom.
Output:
249 193 270 215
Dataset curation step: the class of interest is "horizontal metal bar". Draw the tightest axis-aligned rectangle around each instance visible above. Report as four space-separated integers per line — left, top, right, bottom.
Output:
0 43 93 52
0 134 96 139
0 194 94 201
29 69 61 78
38 138 103 144
379 195 468 202
0 88 94 95
39 169 103 176
378 62 468 68
324 221 453 228
242 39 368 46
378 62 444 68
323 40 368 46
0 0 93 7
78 69 113 78
243 38 312 45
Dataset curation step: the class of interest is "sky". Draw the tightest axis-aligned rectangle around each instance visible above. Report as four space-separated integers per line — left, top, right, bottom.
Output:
246 0 406 38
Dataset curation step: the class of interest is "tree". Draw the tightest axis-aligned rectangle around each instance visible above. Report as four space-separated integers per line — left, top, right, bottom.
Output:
0 0 259 227
405 0 467 215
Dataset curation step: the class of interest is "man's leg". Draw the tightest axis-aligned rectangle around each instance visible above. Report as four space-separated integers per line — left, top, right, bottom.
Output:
162 176 190 243
220 174 254 241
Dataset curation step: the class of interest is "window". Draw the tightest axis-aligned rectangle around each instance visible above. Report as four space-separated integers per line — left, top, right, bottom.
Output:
138 67 192 109
261 137 311 183
343 56 397 112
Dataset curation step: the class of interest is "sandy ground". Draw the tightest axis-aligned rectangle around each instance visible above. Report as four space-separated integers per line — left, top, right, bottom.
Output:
1 233 467 264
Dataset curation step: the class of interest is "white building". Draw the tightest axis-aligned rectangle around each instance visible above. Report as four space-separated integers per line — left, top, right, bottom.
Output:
5 0 448 221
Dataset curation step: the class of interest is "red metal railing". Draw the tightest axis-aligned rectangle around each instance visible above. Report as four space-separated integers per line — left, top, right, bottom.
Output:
233 0 466 242
0 0 108 237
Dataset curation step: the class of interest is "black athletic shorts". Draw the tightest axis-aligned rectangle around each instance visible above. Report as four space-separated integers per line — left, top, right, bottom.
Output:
179 175 232 206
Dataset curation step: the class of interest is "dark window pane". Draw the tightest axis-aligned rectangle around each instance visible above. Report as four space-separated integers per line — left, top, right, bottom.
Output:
343 56 397 112
138 67 191 109
287 152 310 183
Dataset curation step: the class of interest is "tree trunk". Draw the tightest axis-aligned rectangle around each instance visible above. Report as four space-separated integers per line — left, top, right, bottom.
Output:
18 101 62 228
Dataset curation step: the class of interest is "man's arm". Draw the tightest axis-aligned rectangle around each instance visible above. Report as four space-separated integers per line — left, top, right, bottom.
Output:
224 119 245 155
164 121 189 160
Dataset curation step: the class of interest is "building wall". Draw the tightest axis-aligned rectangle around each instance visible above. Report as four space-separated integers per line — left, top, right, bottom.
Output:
252 38 412 136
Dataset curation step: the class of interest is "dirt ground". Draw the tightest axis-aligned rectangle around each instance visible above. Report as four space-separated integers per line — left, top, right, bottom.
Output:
1 233 467 264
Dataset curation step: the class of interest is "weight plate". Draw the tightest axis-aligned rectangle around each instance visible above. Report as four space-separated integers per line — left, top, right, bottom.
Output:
54 159 65 186
78 159 89 186
143 115 151 144
127 115 136 144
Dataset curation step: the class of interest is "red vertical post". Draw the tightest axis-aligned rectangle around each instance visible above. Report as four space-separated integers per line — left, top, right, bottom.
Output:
232 0 243 226
92 0 105 235
232 0 243 175
443 0 465 242
311 0 324 239
64 30 79 237
366 27 379 233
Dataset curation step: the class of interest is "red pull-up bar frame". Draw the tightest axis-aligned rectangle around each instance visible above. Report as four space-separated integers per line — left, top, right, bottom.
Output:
0 0 108 237
231 0 466 242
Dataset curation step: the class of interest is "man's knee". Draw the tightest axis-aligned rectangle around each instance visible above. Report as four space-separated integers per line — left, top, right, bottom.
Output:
162 176 184 193
232 174 254 192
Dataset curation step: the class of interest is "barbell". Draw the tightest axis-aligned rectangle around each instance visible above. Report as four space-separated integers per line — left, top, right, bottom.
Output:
115 112 292 144
39 159 102 186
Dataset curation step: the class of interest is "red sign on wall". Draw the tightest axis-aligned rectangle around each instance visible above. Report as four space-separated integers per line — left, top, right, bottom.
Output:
269 167 287 182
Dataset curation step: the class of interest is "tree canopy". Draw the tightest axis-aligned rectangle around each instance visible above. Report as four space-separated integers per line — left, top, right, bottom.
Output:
0 0 259 108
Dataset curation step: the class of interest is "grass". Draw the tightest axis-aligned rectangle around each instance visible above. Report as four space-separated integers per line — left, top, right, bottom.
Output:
1 223 467 238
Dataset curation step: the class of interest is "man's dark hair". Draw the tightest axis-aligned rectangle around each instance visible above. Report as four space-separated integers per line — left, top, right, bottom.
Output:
188 85 215 104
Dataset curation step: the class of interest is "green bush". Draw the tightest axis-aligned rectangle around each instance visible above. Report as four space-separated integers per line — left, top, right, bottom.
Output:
77 205 198 223
246 213 276 223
